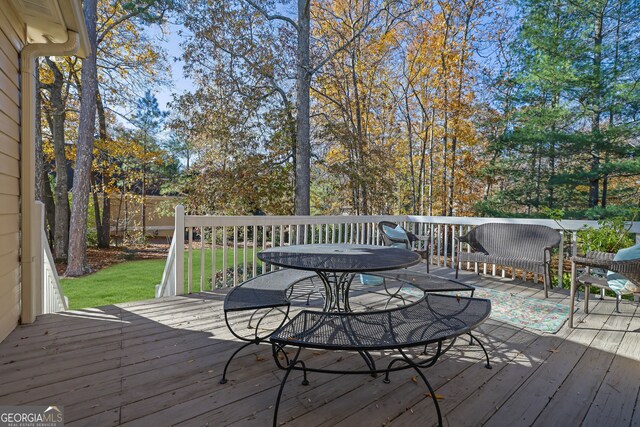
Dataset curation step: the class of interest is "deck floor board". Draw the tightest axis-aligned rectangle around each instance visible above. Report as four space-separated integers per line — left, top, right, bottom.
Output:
0 266 638 426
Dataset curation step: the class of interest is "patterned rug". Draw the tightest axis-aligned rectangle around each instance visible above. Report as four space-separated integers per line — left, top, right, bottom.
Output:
403 286 570 333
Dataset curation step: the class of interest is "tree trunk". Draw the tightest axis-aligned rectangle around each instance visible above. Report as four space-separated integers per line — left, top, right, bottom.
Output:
441 109 448 216
44 58 70 261
65 0 98 276
404 88 416 212
428 108 435 216
447 1 475 216
35 71 56 245
294 0 311 215
588 8 604 208
142 133 147 243
96 91 110 247
35 64 44 204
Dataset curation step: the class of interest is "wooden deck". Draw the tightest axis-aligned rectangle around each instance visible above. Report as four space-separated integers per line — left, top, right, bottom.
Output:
1 266 639 426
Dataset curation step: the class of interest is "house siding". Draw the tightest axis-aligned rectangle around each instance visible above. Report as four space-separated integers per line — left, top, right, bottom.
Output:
0 8 23 343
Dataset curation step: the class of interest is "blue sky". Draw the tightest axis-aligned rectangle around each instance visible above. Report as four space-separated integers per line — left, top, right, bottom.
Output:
152 22 193 111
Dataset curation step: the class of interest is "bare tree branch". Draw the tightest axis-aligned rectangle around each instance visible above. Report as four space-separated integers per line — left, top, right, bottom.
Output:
310 8 386 75
243 0 299 32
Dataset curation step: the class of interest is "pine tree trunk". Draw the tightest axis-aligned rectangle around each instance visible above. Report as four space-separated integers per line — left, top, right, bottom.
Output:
142 131 147 242
65 0 98 276
588 9 604 208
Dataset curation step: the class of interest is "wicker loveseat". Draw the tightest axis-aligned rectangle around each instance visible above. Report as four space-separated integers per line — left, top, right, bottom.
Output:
455 223 562 298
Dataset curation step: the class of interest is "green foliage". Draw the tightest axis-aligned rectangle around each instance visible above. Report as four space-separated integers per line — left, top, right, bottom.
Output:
577 217 635 254
481 0 640 216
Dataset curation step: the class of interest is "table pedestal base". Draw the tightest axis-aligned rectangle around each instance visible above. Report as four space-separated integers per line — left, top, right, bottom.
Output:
316 271 356 312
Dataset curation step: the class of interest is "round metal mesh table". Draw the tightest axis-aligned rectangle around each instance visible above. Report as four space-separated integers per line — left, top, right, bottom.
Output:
258 244 421 311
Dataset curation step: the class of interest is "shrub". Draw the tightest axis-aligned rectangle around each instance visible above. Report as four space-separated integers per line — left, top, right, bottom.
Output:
577 217 635 254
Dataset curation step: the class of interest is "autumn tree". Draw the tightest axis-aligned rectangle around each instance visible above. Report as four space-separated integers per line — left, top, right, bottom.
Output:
312 0 406 215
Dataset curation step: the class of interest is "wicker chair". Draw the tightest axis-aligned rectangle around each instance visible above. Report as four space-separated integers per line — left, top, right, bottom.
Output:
569 251 640 328
455 223 561 298
377 221 430 272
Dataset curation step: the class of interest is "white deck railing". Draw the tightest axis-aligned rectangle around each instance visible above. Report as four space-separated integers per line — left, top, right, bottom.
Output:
157 205 640 297
36 202 68 314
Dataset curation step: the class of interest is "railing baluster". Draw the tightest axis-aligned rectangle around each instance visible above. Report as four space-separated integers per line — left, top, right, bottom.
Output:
557 231 565 288
200 227 205 292
436 224 441 267
466 226 471 271
233 226 238 286
188 227 193 294
252 225 257 278
243 225 248 282
212 226 217 289
269 225 275 272
450 225 456 271
222 227 228 286
444 224 449 268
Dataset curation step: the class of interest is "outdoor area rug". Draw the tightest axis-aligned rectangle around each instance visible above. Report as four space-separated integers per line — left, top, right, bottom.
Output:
402 286 570 333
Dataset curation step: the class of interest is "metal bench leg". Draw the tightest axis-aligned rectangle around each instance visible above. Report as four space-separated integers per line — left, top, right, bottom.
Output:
220 340 258 384
223 306 290 384
468 333 492 369
273 347 302 427
398 348 442 427
358 350 377 377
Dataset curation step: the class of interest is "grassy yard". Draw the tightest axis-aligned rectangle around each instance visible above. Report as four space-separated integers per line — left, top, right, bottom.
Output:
61 248 247 309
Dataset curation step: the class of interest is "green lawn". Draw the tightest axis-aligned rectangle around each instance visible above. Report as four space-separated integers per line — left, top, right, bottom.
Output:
61 248 248 310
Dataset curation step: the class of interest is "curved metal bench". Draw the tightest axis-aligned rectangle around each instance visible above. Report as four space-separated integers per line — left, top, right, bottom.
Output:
220 269 318 384
269 294 492 427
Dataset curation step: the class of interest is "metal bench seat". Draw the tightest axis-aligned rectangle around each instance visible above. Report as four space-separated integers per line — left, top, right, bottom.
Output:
224 269 318 312
376 270 475 294
269 294 492 426
220 269 318 384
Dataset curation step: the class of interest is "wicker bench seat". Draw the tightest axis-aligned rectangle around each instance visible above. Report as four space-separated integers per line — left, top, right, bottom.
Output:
269 294 492 427
220 269 318 384
455 223 561 297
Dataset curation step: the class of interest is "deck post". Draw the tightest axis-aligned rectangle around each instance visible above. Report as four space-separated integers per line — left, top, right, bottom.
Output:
175 205 185 295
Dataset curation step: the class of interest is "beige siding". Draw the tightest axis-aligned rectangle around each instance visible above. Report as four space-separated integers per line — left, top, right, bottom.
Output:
0 9 22 343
